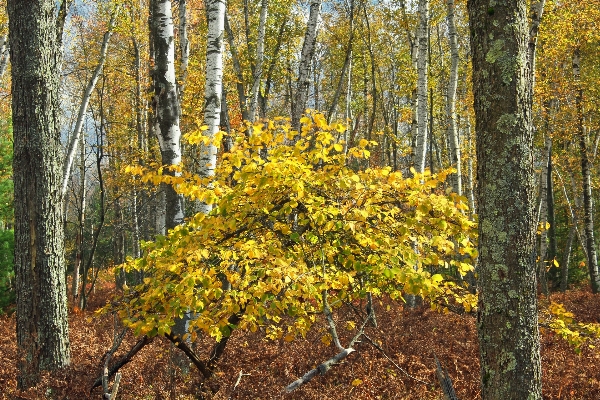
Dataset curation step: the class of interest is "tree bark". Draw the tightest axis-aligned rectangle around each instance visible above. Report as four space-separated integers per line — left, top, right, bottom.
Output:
327 0 354 123
537 137 551 295
291 0 322 132
468 0 542 397
224 13 249 121
197 0 225 214
248 0 269 122
413 0 429 174
446 0 461 195
152 0 184 231
572 49 600 293
9 0 71 388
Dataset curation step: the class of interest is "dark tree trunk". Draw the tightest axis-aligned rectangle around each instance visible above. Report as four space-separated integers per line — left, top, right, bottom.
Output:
573 48 600 293
9 0 71 389
468 0 542 398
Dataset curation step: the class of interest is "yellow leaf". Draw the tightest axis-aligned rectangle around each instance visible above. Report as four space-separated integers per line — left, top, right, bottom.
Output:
351 379 363 387
284 333 295 342
333 143 343 152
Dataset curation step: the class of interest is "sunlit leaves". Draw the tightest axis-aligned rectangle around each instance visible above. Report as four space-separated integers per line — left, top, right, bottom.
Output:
105 113 477 344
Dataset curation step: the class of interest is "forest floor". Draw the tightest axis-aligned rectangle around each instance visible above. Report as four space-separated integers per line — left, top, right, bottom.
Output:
1 278 600 400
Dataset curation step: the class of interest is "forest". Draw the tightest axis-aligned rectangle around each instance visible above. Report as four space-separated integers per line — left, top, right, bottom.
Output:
0 0 599 399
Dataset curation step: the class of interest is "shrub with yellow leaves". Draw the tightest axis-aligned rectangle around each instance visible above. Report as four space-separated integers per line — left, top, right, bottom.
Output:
103 113 478 348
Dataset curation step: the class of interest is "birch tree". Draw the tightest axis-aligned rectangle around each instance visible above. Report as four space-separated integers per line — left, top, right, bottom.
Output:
152 0 184 231
9 0 71 388
60 8 118 199
291 0 322 131
445 0 461 195
248 0 268 121
413 0 429 174
468 0 543 397
197 0 225 213
572 48 600 293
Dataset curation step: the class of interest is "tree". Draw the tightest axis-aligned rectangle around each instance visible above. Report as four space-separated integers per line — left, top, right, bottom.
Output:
413 0 429 174
291 0 322 131
8 0 71 389
468 0 543 398
152 0 184 232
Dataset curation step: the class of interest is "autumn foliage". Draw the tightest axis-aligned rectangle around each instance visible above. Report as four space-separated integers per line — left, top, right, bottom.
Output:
105 114 477 349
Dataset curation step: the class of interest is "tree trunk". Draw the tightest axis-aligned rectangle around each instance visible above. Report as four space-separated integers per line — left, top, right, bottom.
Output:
248 0 268 121
413 0 429 174
72 133 87 301
327 0 354 123
468 0 542 397
197 0 225 214
572 49 600 293
560 223 576 292
61 8 118 199
178 0 189 96
9 0 71 388
152 0 184 231
291 0 322 132
0 34 9 79
446 0 461 195
224 13 249 121
537 137 550 295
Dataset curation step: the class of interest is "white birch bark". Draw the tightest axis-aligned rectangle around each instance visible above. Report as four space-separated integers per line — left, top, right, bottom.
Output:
537 136 551 295
327 0 354 123
0 35 9 79
60 8 119 199
466 117 476 216
72 133 86 300
446 0 461 195
248 0 268 122
197 0 225 214
413 0 429 174
291 0 322 131
153 0 184 230
179 0 189 94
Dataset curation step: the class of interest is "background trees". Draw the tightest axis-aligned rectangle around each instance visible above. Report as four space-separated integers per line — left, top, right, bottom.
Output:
1 0 599 396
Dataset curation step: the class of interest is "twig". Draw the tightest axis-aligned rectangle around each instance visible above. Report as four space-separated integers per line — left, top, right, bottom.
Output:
107 373 122 400
102 324 127 395
362 334 430 386
229 370 250 400
91 335 152 392
285 348 355 392
164 332 212 379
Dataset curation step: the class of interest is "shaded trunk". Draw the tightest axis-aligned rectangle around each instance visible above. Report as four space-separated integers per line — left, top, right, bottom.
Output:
224 13 249 121
468 0 542 397
9 0 71 388
573 49 600 293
